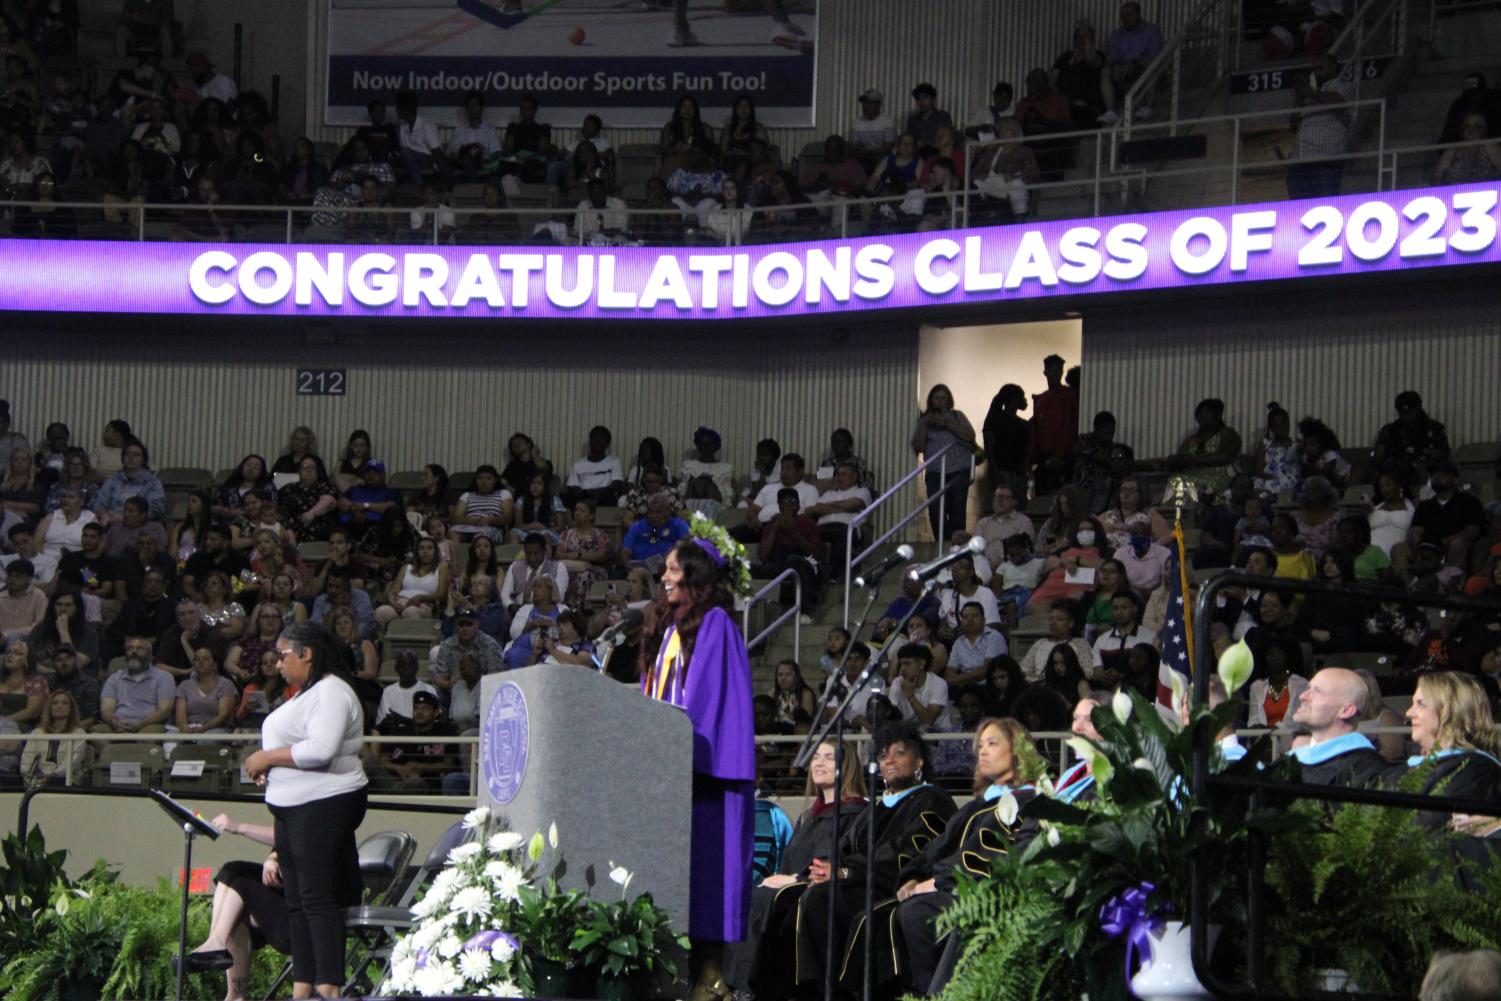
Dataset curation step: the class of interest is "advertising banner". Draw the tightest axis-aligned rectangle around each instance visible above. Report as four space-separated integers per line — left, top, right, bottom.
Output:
0 185 1495 320
324 0 819 127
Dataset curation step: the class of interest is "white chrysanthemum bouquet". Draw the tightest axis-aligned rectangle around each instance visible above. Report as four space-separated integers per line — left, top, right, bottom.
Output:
384 806 551 998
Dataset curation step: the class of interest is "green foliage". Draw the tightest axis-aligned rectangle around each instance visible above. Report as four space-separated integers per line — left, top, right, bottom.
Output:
570 891 689 981
0 825 76 953
1265 793 1501 996
514 880 590 964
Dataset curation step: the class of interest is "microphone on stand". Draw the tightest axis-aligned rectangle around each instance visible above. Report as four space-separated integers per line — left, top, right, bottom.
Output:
904 535 986 584
853 544 915 589
592 608 644 672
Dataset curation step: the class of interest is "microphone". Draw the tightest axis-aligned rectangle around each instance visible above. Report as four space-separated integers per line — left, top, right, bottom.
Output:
905 535 985 584
853 544 915 589
596 608 644 646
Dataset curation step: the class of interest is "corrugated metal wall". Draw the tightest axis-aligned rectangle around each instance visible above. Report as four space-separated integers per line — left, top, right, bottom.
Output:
1079 280 1501 460
0 321 919 490
306 0 1198 154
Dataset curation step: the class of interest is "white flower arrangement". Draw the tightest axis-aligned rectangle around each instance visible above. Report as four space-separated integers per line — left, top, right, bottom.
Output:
384 806 538 997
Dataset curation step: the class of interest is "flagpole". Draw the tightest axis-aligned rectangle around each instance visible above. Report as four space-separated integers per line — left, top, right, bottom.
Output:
1169 478 1197 677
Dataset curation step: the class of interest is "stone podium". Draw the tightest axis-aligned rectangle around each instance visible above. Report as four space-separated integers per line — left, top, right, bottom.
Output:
477 665 694 929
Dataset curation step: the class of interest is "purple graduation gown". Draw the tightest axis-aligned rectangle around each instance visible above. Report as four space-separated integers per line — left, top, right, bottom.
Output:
641 605 756 941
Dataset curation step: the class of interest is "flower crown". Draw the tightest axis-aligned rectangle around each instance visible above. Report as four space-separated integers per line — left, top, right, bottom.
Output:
688 513 753 598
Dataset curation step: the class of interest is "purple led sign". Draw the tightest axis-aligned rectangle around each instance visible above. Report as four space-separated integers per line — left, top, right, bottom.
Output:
1 183 1496 319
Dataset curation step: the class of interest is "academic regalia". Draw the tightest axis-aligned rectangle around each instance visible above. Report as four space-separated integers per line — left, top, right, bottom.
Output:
1288 731 1388 788
1055 758 1098 803
1387 747 1501 830
858 785 1038 996
641 605 755 941
723 797 866 993
792 784 956 991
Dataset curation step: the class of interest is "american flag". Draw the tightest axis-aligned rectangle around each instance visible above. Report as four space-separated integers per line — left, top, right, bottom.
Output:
1156 522 1196 714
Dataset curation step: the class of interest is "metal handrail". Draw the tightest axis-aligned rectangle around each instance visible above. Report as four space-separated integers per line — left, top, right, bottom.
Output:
742 566 803 653
840 443 975 628
1122 0 1225 131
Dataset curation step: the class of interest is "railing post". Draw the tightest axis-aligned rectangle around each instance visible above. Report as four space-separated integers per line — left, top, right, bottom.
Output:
842 519 855 629
1377 99 1386 192
138 203 146 241
962 138 972 227
1230 116 1241 204
935 452 947 547
1092 138 1103 217
285 207 293 244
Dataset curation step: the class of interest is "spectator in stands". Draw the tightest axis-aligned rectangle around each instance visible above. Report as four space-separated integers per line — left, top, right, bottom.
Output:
1267 513 1315 580
1029 355 1079 494
1053 16 1107 128
1295 417 1350 489
1293 475 1340 559
1027 517 1105 613
130 95 179 155
679 427 734 518
373 650 437 728
44 450 95 514
564 425 626 507
799 134 867 198
500 433 548 497
752 488 822 611
56 521 123 609
1018 598 1095 682
968 80 1016 139
846 88 896 168
114 0 172 58
432 606 505 690
976 483 1034 567
1399 462 1487 574
994 533 1046 623
1285 666 1389 785
743 452 816 530
96 635 174 733
446 90 500 181
181 522 245 601
0 638 46 728
405 180 456 242
872 570 941 645
454 534 498 600
864 131 921 198
1115 515 1170 594
573 176 628 240
503 575 566 668
0 445 45 525
980 385 1030 507
1096 2 1163 126
621 495 691 573
718 93 769 174
499 94 554 177
270 426 318 476
548 112 614 194
375 536 448 626
352 98 399 167
937 553 1001 636
182 50 233 106
154 598 207 679
553 500 611 607
1332 514 1390 583
1148 398 1243 499
278 455 337 545
1245 637 1307 729
447 653 485 731
116 524 175 602
102 495 165 557
1366 472 1415 557
1092 590 1155 683
277 137 328 206
2 525 56 589
913 385 978 542
377 689 458 791
442 570 506 643
1371 390 1450 489
740 438 782 510
1248 402 1296 492
448 464 513 543
1081 557 1132 637
0 560 46 639
175 646 235 734
20 689 87 785
766 659 815 729
510 473 565 545
1100 477 1167 551
659 94 716 174
758 169 819 236
394 89 446 186
944 602 1008 689
224 602 285 685
1016 66 1074 137
620 465 678 525
310 573 376 641
93 438 164 524
213 454 275 520
198 569 246 648
1284 52 1356 198
501 533 569 615
904 83 953 150
888 642 953 732
1069 411 1119 514
10 171 76 236
806 462 871 579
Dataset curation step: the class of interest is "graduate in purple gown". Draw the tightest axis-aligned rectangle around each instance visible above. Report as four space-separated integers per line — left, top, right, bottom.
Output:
640 531 756 1001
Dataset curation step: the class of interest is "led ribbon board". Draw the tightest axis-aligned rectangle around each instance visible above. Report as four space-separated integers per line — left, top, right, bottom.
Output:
0 184 1495 319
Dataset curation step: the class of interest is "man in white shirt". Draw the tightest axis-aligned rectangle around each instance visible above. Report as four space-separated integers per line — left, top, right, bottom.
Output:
944 602 1008 688
891 642 950 731
396 89 447 186
1018 599 1096 682
975 484 1035 568
499 534 570 614
805 461 871 579
448 90 501 179
748 453 820 524
574 177 629 240
680 426 735 518
565 425 626 506
374 651 439 727
848 88 896 168
819 642 882 729
2 525 58 589
1091 592 1157 684
185 52 236 104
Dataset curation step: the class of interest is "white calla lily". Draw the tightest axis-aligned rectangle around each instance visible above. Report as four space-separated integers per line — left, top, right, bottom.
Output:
1217 639 1255 695
995 791 1020 826
1111 689 1133 724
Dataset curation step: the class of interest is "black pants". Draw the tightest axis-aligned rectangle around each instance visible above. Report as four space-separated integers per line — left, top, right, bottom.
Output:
270 786 368 987
897 890 955 995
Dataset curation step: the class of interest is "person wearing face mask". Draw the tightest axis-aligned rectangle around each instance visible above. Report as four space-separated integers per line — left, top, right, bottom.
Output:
1024 516 1105 615
94 634 175 733
1115 514 1171 595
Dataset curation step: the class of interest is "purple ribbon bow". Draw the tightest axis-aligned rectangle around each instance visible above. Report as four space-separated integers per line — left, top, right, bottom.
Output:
464 929 519 954
1099 881 1162 981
